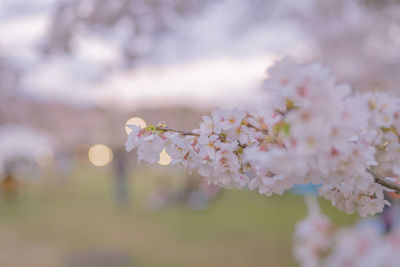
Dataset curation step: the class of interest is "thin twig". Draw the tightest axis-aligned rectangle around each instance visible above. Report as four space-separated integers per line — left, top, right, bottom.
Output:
245 122 269 135
156 126 200 136
368 169 400 194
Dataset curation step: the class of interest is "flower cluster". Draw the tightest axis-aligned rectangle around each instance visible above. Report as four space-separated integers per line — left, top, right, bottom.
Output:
294 203 400 267
126 58 400 216
293 197 333 267
293 210 333 267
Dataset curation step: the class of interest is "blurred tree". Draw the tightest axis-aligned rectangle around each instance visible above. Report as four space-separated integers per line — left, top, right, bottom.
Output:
281 0 400 92
113 149 130 206
43 0 214 66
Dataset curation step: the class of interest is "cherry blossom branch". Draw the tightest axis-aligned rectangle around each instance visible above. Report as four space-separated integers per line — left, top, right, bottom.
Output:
154 125 400 195
126 59 400 217
157 122 271 137
368 169 400 194
155 126 200 136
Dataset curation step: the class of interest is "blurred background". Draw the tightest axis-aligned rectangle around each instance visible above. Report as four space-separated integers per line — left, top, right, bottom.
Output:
0 0 399 266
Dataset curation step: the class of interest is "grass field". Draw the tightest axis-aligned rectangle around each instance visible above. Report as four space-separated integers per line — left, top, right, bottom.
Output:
0 166 358 266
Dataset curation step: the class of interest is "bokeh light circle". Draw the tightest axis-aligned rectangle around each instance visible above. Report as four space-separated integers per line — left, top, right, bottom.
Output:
125 117 146 135
158 148 172 166
34 146 54 166
88 144 113 167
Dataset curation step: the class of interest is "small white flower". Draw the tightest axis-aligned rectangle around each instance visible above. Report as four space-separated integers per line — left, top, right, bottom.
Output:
212 107 245 133
137 134 166 163
125 125 144 152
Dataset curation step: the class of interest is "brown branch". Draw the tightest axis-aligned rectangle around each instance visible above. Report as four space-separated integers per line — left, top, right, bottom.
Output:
155 126 200 136
368 169 400 194
245 122 269 135
156 120 270 138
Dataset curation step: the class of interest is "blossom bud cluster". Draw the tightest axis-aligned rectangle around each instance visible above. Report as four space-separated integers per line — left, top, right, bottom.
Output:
126 58 400 216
